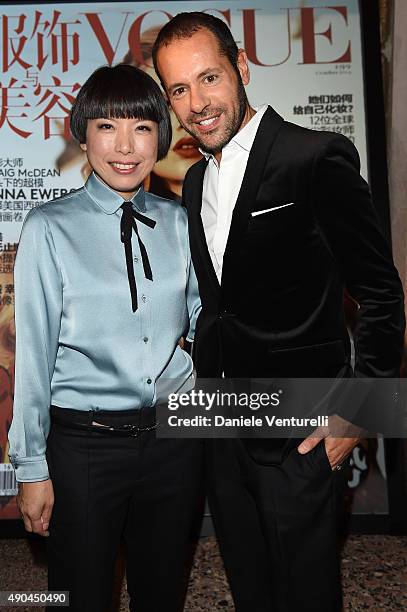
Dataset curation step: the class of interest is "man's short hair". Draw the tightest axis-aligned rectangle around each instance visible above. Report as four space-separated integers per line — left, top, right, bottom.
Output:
152 12 239 85
70 64 171 161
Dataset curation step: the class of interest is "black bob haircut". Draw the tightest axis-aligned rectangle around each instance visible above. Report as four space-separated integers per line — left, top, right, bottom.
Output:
70 64 171 161
152 12 240 85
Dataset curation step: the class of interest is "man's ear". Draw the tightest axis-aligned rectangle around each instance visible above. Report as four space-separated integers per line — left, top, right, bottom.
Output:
237 49 250 86
80 142 87 152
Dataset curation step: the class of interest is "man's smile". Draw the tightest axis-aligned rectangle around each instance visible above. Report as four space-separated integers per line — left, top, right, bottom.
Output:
192 114 222 133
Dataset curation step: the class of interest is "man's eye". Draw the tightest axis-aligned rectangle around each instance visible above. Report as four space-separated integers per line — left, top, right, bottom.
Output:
204 74 218 84
172 87 185 97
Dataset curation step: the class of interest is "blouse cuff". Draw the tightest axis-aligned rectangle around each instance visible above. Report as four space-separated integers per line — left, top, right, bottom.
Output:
10 456 49 483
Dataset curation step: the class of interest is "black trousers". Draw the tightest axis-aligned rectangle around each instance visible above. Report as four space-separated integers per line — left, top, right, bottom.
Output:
46 406 205 612
206 438 349 612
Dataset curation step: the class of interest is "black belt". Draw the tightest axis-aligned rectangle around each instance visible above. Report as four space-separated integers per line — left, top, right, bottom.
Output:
50 405 159 438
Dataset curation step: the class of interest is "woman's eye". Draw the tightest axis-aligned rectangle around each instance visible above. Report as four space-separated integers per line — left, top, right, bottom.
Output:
98 123 113 130
136 125 151 132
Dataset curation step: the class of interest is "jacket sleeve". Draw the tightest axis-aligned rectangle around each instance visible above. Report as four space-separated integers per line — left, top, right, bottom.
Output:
8 207 63 482
312 134 405 380
184 205 201 342
185 254 201 343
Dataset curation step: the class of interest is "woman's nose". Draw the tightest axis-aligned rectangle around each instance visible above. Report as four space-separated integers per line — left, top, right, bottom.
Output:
115 130 134 154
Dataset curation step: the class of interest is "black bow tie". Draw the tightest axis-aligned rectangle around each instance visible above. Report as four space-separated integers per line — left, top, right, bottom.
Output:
120 201 156 312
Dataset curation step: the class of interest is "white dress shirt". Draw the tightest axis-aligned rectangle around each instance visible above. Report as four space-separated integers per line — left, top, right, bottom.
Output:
201 104 268 282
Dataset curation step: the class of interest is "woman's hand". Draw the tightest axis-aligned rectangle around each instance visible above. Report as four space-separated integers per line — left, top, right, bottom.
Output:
17 480 54 537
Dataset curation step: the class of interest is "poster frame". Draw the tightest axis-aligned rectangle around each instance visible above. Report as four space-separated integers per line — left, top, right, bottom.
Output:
356 0 407 536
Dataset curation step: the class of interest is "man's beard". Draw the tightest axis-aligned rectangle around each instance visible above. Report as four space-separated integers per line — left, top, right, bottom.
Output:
183 78 248 155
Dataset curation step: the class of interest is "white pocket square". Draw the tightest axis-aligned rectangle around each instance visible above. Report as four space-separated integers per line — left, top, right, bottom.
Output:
251 202 295 217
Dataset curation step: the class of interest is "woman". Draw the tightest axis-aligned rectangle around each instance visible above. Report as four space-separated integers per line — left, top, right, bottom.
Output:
56 26 202 200
8 64 203 612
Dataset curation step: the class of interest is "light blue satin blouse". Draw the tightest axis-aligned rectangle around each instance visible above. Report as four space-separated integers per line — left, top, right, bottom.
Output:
8 172 201 482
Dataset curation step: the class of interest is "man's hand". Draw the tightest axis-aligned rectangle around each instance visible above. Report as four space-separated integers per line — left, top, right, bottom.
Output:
17 479 54 537
297 415 364 469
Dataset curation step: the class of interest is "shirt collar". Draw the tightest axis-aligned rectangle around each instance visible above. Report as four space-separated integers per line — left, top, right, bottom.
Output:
85 171 146 214
200 104 268 162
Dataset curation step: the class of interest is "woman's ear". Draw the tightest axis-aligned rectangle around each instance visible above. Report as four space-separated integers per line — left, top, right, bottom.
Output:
80 142 87 152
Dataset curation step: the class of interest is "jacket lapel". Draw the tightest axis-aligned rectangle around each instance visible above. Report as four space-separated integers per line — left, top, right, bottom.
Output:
221 106 284 294
186 159 221 294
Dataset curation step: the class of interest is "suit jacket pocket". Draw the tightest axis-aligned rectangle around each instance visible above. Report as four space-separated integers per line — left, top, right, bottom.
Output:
251 202 296 217
267 339 347 377
246 200 306 239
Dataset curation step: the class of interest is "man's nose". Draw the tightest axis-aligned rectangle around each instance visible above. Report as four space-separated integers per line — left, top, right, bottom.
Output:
190 86 210 114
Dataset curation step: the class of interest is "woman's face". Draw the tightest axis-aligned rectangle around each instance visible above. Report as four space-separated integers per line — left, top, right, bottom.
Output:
80 117 158 199
143 65 202 195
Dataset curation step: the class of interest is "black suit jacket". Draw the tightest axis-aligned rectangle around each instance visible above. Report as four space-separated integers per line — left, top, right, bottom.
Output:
183 106 405 460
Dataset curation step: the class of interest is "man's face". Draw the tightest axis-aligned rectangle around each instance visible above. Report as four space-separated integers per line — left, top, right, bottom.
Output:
80 117 158 199
156 28 250 156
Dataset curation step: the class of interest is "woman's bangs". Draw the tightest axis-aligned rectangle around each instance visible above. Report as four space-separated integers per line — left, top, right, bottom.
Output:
87 93 160 123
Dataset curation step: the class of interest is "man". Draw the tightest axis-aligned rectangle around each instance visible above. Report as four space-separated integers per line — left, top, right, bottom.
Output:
153 12 405 612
